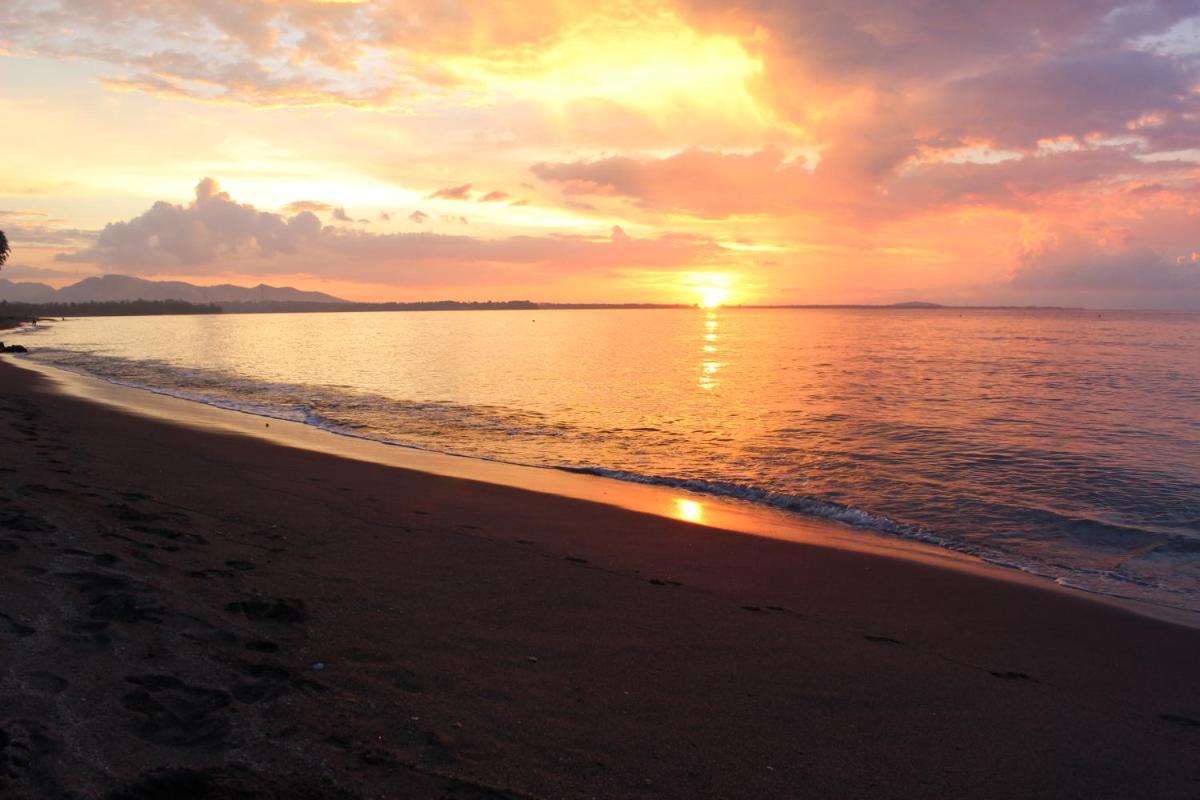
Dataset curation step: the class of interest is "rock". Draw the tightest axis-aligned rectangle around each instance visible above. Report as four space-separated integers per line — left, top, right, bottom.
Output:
0 343 28 353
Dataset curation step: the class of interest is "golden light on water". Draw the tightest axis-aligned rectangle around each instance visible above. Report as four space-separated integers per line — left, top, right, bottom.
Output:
699 311 721 390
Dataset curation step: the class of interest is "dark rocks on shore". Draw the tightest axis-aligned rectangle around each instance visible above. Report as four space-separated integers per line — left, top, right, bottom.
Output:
0 342 28 353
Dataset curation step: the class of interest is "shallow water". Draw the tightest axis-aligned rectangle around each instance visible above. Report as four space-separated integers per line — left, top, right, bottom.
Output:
16 308 1200 610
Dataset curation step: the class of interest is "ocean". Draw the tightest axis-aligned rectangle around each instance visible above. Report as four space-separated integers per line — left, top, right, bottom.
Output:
13 307 1200 611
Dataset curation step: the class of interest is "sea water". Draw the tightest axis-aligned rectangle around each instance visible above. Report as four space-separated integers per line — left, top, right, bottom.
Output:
15 308 1200 611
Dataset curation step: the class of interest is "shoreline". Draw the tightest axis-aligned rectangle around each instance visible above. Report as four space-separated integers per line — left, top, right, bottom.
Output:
3 356 1200 798
10 352 1199 630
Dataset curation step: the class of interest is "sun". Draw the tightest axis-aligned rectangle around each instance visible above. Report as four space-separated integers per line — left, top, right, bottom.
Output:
687 272 736 308
697 284 731 309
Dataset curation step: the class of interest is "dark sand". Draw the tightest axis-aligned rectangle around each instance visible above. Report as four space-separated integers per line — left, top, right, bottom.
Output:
1 358 1198 799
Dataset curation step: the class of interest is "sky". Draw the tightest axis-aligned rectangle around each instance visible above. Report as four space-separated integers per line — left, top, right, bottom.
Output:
2 1 1200 307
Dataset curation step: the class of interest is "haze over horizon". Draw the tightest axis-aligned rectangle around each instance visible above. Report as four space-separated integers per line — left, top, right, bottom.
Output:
4 1 1200 309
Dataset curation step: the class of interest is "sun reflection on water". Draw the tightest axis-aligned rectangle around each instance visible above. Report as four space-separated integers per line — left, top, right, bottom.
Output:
673 498 705 523
699 311 722 390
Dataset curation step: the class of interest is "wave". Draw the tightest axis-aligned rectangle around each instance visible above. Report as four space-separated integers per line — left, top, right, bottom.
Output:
558 467 955 548
555 467 1200 613
21 346 1200 615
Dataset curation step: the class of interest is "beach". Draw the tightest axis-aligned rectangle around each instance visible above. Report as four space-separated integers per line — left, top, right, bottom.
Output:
2 355 1199 799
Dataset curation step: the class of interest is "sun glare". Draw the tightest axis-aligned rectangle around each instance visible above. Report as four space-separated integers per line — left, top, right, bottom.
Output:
687 272 736 308
462 10 766 129
697 284 731 308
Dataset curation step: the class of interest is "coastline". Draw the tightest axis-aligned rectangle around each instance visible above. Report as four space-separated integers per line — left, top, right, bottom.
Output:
12 352 1200 628
2 356 1200 798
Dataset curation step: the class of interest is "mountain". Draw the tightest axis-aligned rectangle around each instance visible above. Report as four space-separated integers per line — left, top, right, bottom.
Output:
0 279 57 303
0 275 345 305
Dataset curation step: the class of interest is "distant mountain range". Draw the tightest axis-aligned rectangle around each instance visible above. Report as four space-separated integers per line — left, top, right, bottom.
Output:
0 275 345 305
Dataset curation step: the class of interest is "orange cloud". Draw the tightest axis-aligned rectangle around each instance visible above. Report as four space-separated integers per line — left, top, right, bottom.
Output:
427 184 474 201
284 200 334 213
53 179 729 291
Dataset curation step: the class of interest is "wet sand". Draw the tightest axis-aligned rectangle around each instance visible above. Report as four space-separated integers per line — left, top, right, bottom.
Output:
1 357 1199 799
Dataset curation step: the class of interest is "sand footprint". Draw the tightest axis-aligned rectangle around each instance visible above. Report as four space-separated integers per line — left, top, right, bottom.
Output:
121 675 233 748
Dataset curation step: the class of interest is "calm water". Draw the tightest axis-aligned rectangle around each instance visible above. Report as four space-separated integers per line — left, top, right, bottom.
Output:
15 308 1200 610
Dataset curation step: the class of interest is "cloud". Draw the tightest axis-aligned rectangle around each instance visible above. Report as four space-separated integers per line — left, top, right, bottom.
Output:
299 224 721 285
284 200 333 214
933 50 1196 148
333 208 364 224
0 264 94 281
532 141 1200 226
0 210 50 218
886 147 1188 212
532 148 814 218
1 0 412 108
669 0 1200 211
58 178 322 267
379 211 392 222
0 222 99 249
680 0 1196 88
1012 235 1200 293
408 210 430 224
478 190 512 202
427 184 473 201
53 179 723 286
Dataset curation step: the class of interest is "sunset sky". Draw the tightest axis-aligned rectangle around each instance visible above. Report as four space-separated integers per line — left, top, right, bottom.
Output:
2 1 1200 306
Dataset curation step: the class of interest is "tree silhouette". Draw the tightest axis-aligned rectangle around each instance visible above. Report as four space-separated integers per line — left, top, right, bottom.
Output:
0 230 8 267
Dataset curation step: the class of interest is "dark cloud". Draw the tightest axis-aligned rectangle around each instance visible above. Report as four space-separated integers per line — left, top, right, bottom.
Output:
1013 238 1200 292
935 50 1195 148
886 147 1184 211
681 0 1197 87
408 210 430 224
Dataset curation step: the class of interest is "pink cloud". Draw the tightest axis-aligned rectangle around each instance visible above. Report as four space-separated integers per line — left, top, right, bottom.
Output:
427 184 474 201
533 149 813 218
53 179 724 287
58 178 322 267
